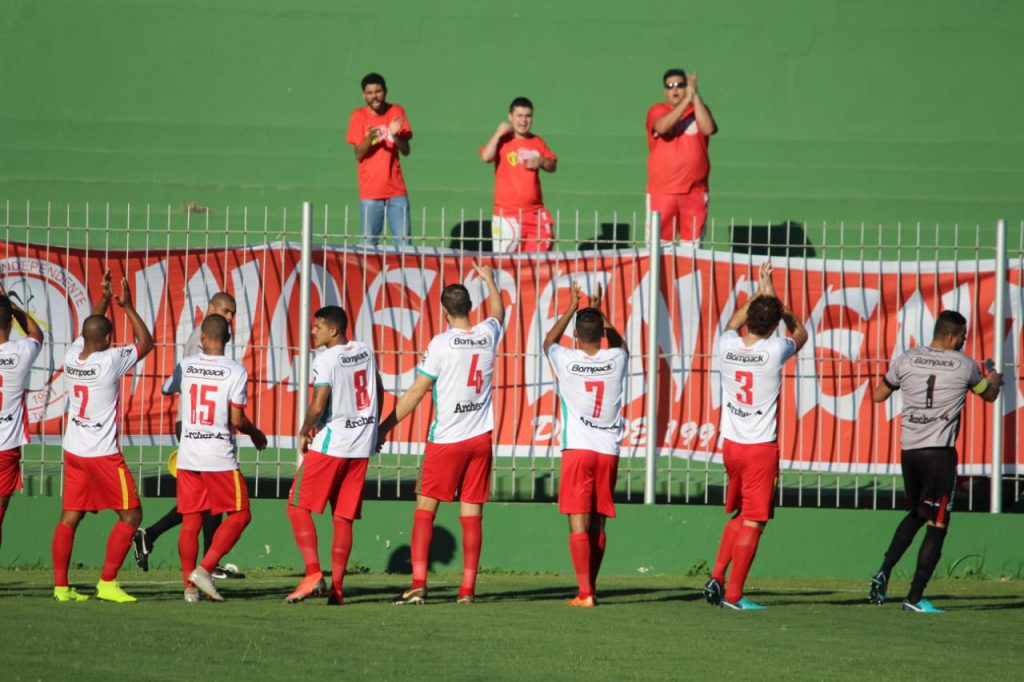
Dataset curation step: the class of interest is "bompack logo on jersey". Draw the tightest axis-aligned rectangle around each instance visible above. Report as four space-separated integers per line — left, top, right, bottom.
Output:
339 350 370 366
723 350 768 366
449 336 490 350
345 415 375 428
911 355 961 371
65 365 99 379
0 354 20 369
567 362 615 377
185 364 229 380
454 400 486 414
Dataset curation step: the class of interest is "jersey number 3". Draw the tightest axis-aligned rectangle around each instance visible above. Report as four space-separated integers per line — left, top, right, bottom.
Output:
736 371 754 405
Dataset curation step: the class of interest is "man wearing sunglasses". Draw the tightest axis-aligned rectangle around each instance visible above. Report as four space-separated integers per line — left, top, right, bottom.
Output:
646 68 718 244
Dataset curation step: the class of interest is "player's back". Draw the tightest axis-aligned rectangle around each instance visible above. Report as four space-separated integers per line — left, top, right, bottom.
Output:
888 345 983 450
718 330 797 444
62 338 138 457
549 345 628 456
172 354 249 471
311 341 378 458
419 318 503 444
0 337 42 450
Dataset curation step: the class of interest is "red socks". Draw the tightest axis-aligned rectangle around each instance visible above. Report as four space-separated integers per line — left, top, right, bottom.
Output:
287 504 322 576
459 515 482 597
100 520 137 582
589 531 606 593
200 510 251 573
179 513 203 586
569 532 592 599
724 524 764 602
410 509 435 589
712 516 743 581
52 522 76 587
331 517 353 596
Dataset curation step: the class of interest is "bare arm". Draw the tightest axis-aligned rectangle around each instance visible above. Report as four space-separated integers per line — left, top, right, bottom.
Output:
979 371 1002 403
872 382 894 403
590 283 627 354
94 270 113 317
388 116 411 157
378 372 435 439
230 405 268 450
653 96 694 136
114 276 155 359
542 281 580 354
353 128 375 161
689 74 718 135
480 122 512 163
0 281 43 343
473 262 504 325
298 384 331 453
783 308 808 352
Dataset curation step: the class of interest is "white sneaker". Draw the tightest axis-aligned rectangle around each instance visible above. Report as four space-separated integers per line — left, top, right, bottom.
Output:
188 567 225 602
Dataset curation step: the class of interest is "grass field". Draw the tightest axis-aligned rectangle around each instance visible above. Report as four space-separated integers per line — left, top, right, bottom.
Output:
2 569 1023 680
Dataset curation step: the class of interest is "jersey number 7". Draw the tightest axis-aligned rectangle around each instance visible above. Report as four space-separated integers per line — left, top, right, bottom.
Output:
584 381 605 418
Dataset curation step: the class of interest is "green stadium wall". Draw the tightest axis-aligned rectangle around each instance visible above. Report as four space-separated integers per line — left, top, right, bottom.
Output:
6 497 1024 580
2 0 1022 232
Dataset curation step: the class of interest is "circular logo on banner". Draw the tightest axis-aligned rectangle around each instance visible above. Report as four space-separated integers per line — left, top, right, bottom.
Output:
1 258 92 423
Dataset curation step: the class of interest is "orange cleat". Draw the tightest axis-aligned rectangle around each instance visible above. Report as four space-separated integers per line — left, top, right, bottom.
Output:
566 595 596 608
285 571 326 604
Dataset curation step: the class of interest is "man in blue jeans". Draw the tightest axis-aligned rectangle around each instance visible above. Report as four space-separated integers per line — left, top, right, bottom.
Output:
346 72 413 246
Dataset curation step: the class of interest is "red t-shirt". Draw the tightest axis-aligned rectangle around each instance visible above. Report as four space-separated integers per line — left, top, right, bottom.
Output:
646 102 710 195
485 133 557 213
346 103 412 199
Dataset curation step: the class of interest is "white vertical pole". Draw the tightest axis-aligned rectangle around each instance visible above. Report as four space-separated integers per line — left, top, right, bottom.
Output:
644 212 662 504
990 219 1007 513
297 202 313 452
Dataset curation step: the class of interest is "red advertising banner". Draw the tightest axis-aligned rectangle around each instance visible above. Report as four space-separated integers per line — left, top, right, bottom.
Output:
1 243 1020 474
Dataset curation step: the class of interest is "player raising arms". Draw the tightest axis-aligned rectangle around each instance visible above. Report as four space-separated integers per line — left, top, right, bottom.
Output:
379 263 504 605
53 271 154 603
0 283 44 549
704 261 807 610
163 313 267 602
285 306 383 606
543 281 628 607
868 310 1002 613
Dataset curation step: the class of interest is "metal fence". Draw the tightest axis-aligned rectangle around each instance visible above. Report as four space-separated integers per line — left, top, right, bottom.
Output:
2 201 1021 511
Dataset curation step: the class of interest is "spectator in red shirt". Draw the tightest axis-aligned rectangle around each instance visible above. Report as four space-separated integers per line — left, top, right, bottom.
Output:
646 69 718 244
479 97 558 253
346 73 412 246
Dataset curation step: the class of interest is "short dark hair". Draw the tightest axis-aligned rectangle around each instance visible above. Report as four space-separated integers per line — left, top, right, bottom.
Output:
746 296 784 337
441 284 472 317
361 72 386 90
575 307 604 343
315 305 348 334
82 314 113 342
0 296 12 329
509 96 533 113
201 313 231 345
209 292 236 310
934 310 967 338
662 68 687 86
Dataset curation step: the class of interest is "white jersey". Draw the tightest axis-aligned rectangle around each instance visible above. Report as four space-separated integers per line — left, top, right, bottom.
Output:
62 338 139 457
163 354 248 471
0 337 42 451
309 341 378 458
548 345 629 456
418 317 503 444
718 330 797 444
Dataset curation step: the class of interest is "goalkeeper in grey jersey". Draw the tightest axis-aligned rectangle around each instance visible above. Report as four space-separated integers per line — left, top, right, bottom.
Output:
868 310 1002 613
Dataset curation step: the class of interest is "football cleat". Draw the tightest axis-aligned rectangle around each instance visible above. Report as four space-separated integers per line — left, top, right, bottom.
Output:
285 572 326 604
183 587 200 603
132 529 152 572
720 597 767 611
212 564 246 580
95 579 138 603
456 593 475 604
702 577 724 606
327 589 344 606
392 586 427 605
188 567 225 602
868 571 888 605
566 595 596 608
53 586 89 602
902 599 945 614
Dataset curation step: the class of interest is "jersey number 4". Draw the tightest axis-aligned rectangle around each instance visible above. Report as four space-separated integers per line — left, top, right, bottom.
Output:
467 354 483 394
189 384 218 426
736 371 754 405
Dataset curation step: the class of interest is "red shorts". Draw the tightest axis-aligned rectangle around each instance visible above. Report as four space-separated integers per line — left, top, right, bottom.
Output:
492 208 554 253
559 449 619 517
723 439 779 522
176 468 249 515
420 431 493 504
289 451 369 520
62 451 140 512
648 189 708 241
0 449 23 498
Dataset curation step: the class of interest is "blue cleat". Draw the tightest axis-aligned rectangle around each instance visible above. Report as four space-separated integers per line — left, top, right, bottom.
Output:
702 577 724 606
720 597 767 611
902 599 945 614
868 571 888 605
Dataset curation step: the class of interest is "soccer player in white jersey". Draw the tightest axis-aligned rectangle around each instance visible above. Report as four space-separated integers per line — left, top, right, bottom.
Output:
285 305 383 606
52 271 155 603
543 281 628 608
163 313 267 602
133 292 242 580
868 310 1002 613
0 283 44 550
380 263 504 605
704 262 807 610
